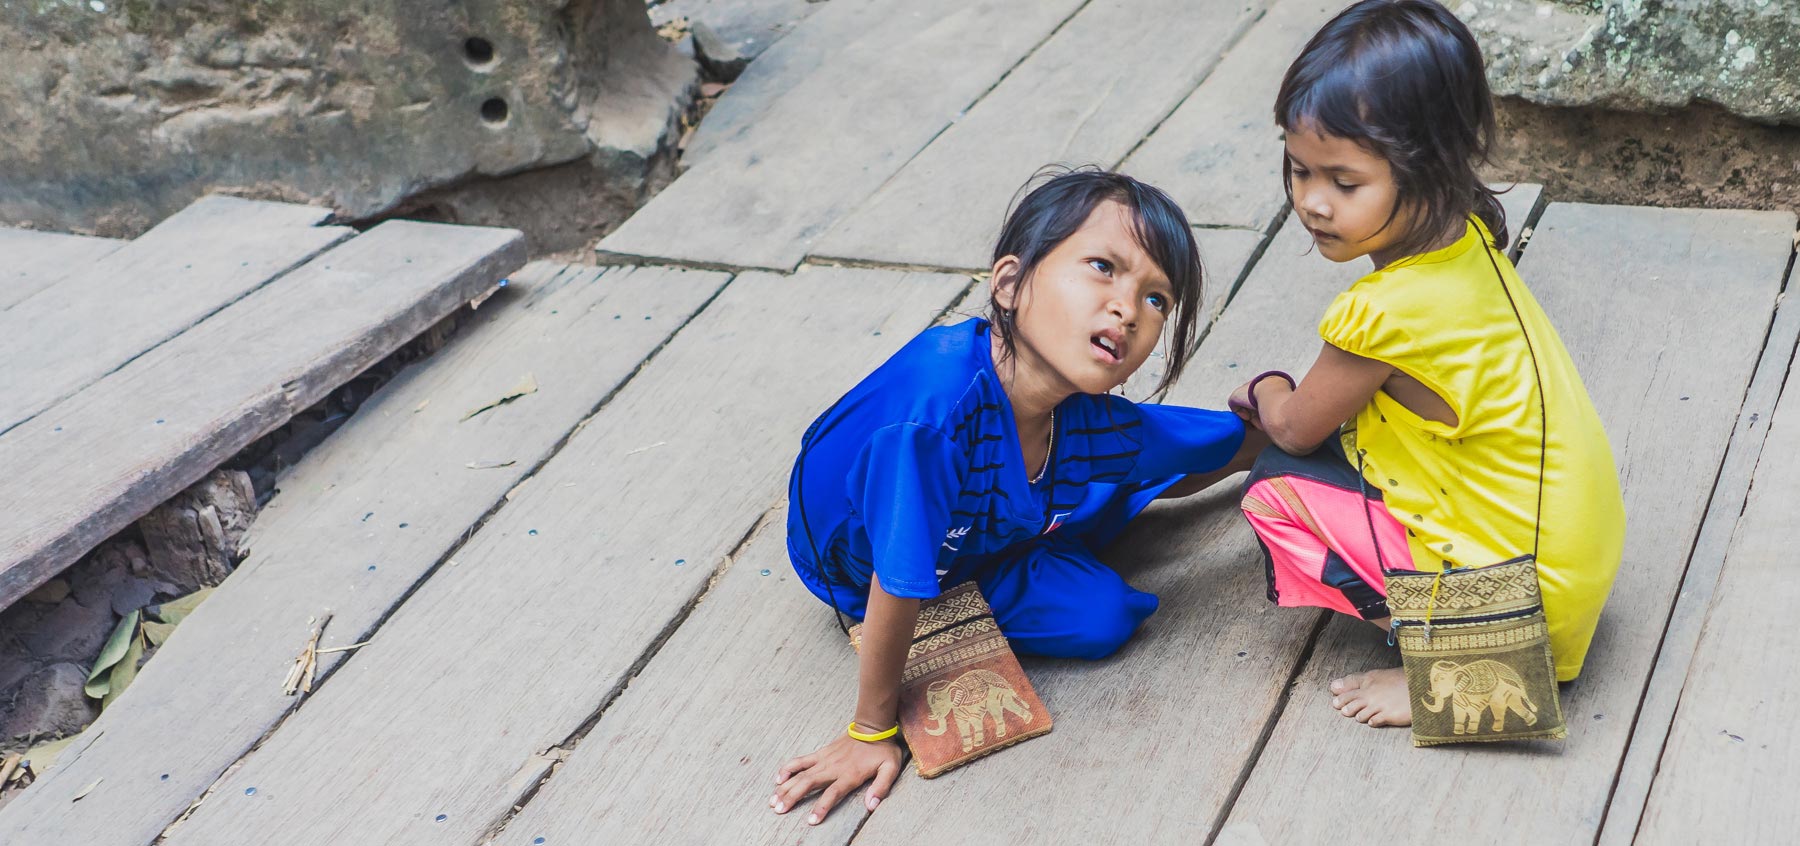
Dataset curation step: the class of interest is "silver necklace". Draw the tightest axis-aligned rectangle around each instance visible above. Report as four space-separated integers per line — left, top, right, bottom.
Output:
1029 408 1056 484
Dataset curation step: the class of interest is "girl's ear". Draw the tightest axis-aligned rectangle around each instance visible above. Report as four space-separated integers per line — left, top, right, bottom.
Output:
990 255 1024 312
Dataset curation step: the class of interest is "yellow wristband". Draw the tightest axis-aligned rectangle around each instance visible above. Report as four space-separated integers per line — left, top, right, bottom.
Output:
846 721 898 742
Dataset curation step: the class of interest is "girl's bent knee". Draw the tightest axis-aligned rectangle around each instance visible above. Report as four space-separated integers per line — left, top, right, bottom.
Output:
1031 590 1158 660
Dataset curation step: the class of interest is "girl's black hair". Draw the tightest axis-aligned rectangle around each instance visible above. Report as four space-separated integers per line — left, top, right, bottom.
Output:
989 166 1204 398
1274 0 1507 259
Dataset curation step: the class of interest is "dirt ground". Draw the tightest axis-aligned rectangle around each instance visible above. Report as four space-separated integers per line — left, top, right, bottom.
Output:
1487 98 1800 216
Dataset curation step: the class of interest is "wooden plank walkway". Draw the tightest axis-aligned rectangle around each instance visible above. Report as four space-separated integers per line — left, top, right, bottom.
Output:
4 3 1796 844
0 262 727 846
597 0 1089 270
0 197 351 435
154 268 969 846
812 0 1268 271
0 228 122 310
1635 312 1800 845
0 221 523 608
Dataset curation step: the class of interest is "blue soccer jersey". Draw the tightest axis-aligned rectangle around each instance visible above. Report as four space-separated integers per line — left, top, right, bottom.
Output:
787 318 1245 618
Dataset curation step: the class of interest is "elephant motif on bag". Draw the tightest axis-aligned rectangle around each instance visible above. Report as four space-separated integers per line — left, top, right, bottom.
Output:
1419 658 1541 735
922 669 1033 752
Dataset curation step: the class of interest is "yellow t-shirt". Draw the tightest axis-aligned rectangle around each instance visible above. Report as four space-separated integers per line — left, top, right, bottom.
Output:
1319 218 1625 681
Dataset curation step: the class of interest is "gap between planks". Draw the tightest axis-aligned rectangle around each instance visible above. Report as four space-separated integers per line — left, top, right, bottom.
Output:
479 276 983 844
1595 223 1800 846
146 266 738 844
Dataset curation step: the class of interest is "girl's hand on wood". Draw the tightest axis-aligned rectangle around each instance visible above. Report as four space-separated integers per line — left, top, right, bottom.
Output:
771 731 903 825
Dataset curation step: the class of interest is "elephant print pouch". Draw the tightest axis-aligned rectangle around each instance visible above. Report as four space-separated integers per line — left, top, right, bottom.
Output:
848 581 1052 777
1387 556 1566 746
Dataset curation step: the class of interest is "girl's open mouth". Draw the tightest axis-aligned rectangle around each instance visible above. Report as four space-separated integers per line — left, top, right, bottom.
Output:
1091 333 1124 364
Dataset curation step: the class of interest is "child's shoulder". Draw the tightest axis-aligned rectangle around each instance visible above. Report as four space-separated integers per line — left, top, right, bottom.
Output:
845 318 997 433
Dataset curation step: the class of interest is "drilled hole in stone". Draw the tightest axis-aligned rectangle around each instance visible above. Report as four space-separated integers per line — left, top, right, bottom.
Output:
464 37 495 67
479 97 509 126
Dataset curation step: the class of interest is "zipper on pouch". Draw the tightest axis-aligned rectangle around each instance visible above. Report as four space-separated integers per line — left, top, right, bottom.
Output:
1390 605 1538 646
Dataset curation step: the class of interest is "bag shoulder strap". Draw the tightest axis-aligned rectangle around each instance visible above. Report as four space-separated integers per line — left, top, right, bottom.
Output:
1358 229 1546 572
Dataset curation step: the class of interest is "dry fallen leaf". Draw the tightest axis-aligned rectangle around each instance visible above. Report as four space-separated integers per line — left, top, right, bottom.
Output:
466 459 517 470
283 613 332 697
72 777 102 802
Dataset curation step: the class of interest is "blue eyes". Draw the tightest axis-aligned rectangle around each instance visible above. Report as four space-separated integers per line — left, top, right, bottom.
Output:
1088 258 1169 313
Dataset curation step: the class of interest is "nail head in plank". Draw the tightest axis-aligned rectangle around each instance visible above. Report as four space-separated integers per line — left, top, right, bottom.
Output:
1217 204 1796 844
0 196 351 433
1121 0 1350 230
0 262 727 846
811 0 1268 271
0 220 524 609
596 0 1088 271
0 228 124 310
154 267 970 846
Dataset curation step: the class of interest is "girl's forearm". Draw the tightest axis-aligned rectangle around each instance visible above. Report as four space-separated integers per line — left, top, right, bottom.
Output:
1254 388 1329 455
854 576 919 730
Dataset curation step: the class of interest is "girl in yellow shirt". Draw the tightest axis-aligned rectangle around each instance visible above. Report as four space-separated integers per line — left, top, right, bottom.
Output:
1229 0 1626 729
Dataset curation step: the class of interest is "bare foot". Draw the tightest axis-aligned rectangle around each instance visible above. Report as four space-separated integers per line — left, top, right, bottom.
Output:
1328 668 1412 727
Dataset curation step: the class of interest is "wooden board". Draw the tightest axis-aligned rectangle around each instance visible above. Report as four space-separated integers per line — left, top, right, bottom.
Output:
1635 282 1800 844
682 0 880 165
0 221 524 609
652 0 830 61
1596 226 1800 846
1119 0 1350 229
1216 204 1796 845
596 0 1089 271
483 227 1264 845
0 196 351 434
153 267 972 846
0 263 728 846
490 505 875 846
0 228 123 309
811 0 1268 271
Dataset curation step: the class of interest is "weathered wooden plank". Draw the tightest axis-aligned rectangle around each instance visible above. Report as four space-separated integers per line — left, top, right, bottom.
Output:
597 0 1089 271
811 0 1268 271
0 262 727 846
0 196 351 434
1596 227 1799 846
682 0 880 165
652 0 831 63
0 221 524 609
1216 205 1796 845
0 228 123 309
1635 277 1800 844
491 506 872 846
483 227 1265 845
154 267 971 846
1120 0 1348 229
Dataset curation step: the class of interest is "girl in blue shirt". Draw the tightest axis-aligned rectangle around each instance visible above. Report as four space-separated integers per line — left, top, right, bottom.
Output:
772 169 1262 825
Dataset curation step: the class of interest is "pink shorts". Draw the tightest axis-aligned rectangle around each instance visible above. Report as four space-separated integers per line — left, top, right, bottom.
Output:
1239 440 1415 620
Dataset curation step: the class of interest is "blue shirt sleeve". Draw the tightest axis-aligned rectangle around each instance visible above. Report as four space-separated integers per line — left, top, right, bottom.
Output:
846 423 964 600
1129 404 1247 481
